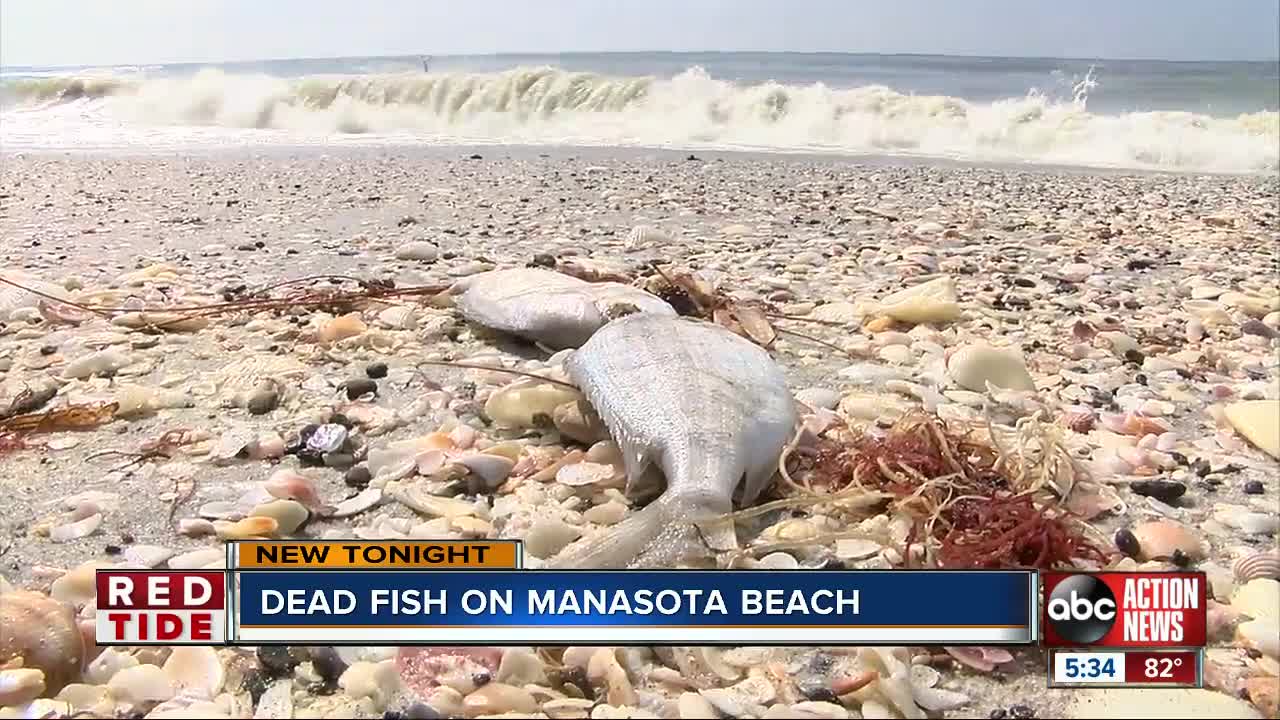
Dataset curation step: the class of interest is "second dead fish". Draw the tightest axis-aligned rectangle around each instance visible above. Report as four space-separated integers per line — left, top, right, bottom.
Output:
547 314 797 569
451 268 675 349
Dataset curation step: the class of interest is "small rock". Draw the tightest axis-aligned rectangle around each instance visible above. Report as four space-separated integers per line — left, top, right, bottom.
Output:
246 386 279 415
345 378 378 400
366 362 389 379
345 465 372 488
583 501 627 525
1243 480 1264 494
1129 480 1186 504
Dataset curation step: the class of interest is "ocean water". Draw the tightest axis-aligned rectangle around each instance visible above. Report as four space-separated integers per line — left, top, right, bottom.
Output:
1 52 1277 173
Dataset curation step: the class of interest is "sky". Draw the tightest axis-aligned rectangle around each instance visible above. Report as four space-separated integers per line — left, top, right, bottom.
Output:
2 0 1277 67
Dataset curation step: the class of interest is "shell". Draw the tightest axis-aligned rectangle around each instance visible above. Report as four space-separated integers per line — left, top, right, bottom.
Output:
624 225 671 250
332 488 383 518
163 646 224 697
214 516 278 539
265 469 324 508
484 381 582 429
318 312 367 344
1234 550 1280 583
1132 520 1206 561
49 513 103 543
455 453 516 488
0 591 85 692
555 461 621 488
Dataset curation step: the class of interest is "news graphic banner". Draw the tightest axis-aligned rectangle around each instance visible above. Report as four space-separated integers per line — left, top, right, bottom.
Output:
1042 572 1207 649
96 539 1038 646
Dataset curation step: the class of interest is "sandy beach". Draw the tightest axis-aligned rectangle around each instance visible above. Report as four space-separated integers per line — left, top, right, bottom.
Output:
2 147 1278 719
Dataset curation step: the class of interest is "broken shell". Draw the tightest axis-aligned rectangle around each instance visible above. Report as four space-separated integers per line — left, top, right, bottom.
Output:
556 461 620 487
49 513 103 543
0 668 46 706
214 516 278 539
1234 550 1280 583
874 276 962 325
1131 520 1206 561
163 646 224 697
587 648 637 707
1223 400 1280 459
1238 618 1280 659
264 469 324 508
553 400 609 445
0 591 84 692
946 344 1036 392
524 519 584 559
318 312 367 344
390 484 481 518
484 381 582 429
332 488 383 518
456 453 516 488
1232 579 1280 624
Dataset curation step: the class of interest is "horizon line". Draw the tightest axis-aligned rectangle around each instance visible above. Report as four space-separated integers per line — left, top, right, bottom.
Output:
4 49 1279 70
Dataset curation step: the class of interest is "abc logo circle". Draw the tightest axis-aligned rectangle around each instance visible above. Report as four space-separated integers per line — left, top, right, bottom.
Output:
1047 575 1117 644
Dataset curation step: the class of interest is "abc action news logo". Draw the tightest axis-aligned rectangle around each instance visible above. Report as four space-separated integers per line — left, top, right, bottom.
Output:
1043 572 1207 648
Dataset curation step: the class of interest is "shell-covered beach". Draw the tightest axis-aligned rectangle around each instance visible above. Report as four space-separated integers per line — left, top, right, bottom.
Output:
1 147 1277 718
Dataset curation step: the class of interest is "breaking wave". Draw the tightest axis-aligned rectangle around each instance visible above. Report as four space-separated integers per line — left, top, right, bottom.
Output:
3 66 1277 173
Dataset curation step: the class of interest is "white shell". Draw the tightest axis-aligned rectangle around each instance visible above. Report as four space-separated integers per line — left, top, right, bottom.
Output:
49 513 102 543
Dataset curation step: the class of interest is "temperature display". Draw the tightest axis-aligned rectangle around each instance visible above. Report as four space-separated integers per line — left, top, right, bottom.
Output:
1049 650 1201 688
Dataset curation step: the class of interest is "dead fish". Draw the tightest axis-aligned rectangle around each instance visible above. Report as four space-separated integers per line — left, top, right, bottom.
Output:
547 314 797 568
451 268 675 349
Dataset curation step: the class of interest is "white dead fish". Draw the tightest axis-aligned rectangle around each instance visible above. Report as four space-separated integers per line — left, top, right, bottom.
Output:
451 268 676 349
547 314 796 568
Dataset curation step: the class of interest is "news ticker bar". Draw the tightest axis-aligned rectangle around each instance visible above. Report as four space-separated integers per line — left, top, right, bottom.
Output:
1048 649 1202 688
94 541 1208 649
96 560 1037 646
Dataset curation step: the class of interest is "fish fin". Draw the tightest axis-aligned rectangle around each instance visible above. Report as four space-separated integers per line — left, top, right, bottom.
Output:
545 496 709 569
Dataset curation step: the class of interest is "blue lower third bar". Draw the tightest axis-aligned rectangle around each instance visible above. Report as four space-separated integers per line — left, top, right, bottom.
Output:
232 569 1036 645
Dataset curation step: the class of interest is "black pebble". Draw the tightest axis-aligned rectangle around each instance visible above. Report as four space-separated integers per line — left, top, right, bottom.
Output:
121 533 136 544
989 710 1008 720
1171 548 1192 567
530 252 556 267
345 378 378 400
1115 528 1141 558
256 646 299 676
104 544 122 555
39 344 57 356
1244 480 1264 494
1170 451 1187 466
402 702 442 719
472 670 492 687
365 362 388 379
345 465 372 488
1009 704 1035 719
1124 349 1145 365
468 153 483 160
802 686 838 703
308 646 347 685
382 712 404 720
1130 480 1186 504
1191 458 1212 477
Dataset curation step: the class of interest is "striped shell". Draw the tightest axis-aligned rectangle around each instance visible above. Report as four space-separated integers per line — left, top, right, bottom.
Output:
1233 549 1280 582
624 225 670 250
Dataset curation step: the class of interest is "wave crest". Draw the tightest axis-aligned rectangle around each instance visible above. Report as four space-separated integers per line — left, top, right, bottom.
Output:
2 66 1277 173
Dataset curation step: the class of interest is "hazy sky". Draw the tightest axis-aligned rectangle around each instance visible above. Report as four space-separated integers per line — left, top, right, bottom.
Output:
2 0 1277 67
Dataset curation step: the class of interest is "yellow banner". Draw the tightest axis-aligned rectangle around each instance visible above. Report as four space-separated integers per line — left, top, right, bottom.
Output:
233 540 520 569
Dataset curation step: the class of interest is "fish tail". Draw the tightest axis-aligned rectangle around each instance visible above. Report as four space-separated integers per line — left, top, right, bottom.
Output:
545 495 710 569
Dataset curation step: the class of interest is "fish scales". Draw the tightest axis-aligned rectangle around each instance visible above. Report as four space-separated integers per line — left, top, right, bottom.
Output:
548 313 797 569
452 268 675 349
